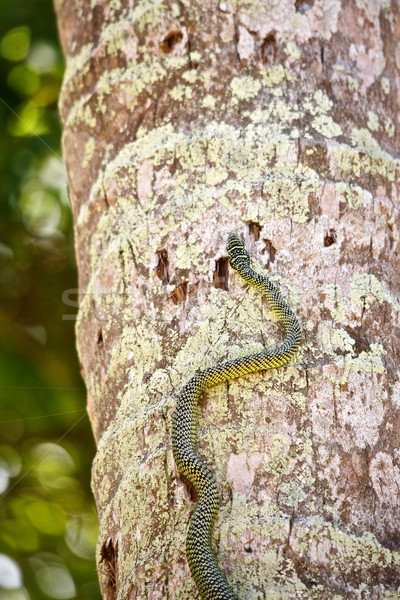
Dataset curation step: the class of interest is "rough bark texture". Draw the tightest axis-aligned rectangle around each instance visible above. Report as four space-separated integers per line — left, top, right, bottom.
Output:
55 0 400 598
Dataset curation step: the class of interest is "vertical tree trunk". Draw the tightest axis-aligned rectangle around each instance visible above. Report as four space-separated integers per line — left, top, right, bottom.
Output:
55 1 400 598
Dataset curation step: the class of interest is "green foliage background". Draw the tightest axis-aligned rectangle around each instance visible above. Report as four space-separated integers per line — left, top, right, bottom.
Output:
0 2 100 599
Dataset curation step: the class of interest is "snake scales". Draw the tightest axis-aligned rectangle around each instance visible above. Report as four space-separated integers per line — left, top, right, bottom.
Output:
172 234 301 600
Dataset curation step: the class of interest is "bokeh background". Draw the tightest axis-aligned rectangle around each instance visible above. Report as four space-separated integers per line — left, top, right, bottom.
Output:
0 1 100 599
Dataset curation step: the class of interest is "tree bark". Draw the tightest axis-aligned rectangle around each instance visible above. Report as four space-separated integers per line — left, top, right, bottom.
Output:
55 1 400 598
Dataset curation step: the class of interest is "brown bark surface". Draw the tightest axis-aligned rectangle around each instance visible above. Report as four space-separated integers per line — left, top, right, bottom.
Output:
55 1 400 598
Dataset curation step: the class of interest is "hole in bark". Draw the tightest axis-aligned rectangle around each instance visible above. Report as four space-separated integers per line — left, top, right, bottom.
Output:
262 239 276 262
155 249 170 283
169 281 188 304
213 257 229 290
97 330 103 347
100 538 118 588
247 221 262 240
295 0 314 13
260 34 277 64
159 30 183 53
188 280 200 296
324 228 337 247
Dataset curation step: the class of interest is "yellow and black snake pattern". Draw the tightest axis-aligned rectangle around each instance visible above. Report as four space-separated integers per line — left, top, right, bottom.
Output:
172 234 301 600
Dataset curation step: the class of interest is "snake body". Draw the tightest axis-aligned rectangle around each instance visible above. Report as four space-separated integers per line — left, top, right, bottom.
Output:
172 234 301 600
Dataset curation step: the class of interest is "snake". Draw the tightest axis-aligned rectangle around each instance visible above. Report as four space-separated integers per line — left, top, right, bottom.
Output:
172 234 301 600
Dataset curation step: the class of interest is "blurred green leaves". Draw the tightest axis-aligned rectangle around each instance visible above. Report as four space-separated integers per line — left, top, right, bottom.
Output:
7 65 40 97
1 27 31 62
0 1 101 599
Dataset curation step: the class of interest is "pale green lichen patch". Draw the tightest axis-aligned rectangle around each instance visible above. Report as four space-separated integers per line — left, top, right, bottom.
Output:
62 42 93 84
384 116 395 138
335 128 399 182
350 273 400 311
205 167 229 186
102 60 166 95
169 83 192 102
62 1 166 90
342 342 386 374
201 94 217 109
260 65 293 94
381 77 390 94
311 115 342 138
82 137 97 169
174 237 203 270
328 528 397 572
265 434 292 476
65 98 98 130
350 272 386 308
230 75 262 101
109 320 163 385
324 284 346 323
367 110 379 132
319 322 355 355
279 481 307 507
249 99 301 124
303 90 342 138
287 391 307 411
351 127 393 161
348 76 359 91
304 320 315 331
318 320 386 375
301 90 329 113
103 0 165 35
244 162 320 224
182 68 200 84
335 181 366 209
284 41 301 59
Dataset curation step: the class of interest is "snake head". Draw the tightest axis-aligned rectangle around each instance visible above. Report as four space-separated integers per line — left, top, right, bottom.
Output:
227 234 251 272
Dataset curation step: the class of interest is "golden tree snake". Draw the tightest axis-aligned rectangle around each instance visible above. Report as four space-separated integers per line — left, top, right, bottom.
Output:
172 234 301 599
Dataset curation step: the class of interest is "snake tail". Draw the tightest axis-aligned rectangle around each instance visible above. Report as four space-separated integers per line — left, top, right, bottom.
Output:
172 234 301 600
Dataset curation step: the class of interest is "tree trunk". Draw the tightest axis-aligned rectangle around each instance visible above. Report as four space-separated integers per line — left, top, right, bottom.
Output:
55 1 400 598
